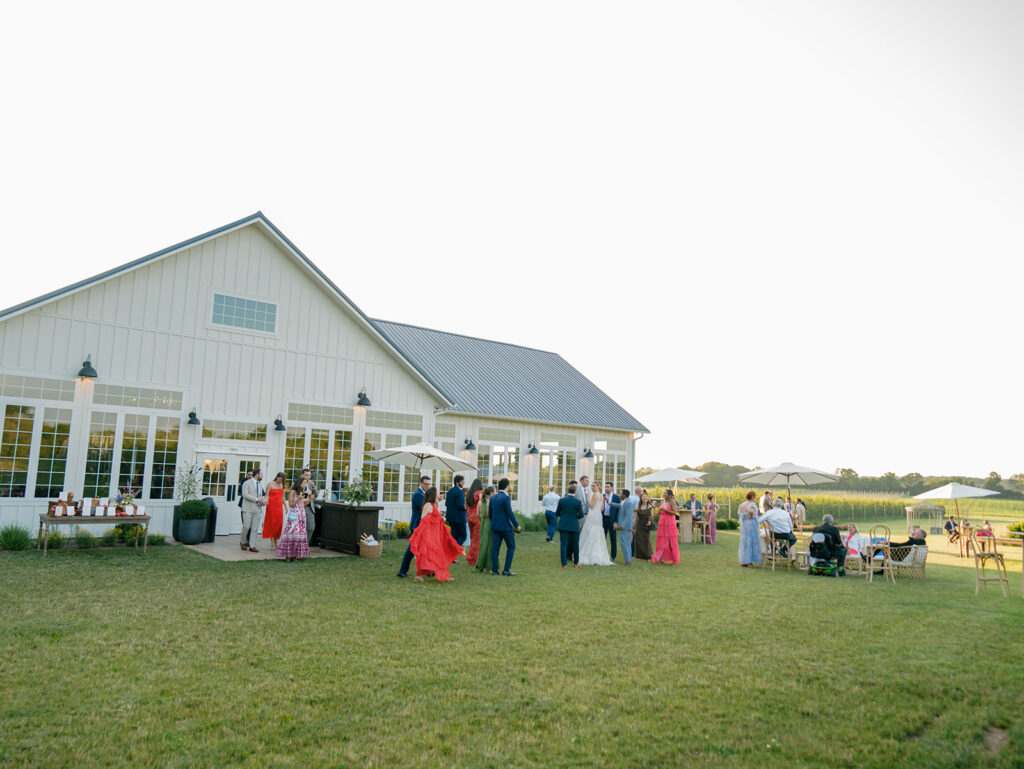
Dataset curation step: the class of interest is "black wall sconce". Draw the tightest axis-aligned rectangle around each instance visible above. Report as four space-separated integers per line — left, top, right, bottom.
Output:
527 443 539 455
464 438 476 452
77 354 98 380
274 416 287 431
187 408 201 426
356 389 371 407
582 447 594 459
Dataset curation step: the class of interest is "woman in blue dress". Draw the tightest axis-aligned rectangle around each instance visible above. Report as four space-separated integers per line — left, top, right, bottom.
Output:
738 489 762 566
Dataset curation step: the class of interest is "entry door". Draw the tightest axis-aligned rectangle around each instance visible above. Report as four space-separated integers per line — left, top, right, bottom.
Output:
198 455 265 535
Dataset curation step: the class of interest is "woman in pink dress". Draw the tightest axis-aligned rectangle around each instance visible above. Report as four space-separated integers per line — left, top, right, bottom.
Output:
704 493 718 544
652 490 680 565
276 477 311 562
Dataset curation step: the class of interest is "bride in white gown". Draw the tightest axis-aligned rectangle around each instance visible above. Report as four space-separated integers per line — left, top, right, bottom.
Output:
578 481 614 566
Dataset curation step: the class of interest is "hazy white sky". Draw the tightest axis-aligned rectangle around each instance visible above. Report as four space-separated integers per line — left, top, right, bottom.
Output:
2 1 1021 478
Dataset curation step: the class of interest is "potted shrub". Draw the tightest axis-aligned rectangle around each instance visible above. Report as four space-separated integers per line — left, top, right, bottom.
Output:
172 461 208 544
177 500 210 544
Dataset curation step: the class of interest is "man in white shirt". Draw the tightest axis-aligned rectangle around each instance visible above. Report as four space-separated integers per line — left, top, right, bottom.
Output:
758 497 796 557
542 485 560 542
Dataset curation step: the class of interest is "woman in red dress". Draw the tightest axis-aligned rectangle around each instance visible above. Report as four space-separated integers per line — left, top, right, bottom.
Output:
465 478 484 566
262 472 285 549
408 487 463 582
652 489 680 565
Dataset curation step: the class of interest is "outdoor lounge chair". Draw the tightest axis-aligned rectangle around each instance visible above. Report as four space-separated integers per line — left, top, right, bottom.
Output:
889 544 928 579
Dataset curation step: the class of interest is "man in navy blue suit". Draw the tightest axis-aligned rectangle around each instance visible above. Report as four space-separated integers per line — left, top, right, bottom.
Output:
445 475 468 554
489 478 521 575
602 482 621 561
556 482 585 568
397 475 431 578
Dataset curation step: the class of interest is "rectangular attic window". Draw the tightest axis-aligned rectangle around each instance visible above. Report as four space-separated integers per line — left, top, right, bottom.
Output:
212 294 277 333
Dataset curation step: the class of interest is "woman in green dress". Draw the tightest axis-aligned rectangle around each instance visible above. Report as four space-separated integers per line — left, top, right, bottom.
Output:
474 485 496 572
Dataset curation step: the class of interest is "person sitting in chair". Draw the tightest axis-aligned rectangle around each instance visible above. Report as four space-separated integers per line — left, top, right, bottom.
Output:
811 513 847 576
944 514 959 543
758 497 796 557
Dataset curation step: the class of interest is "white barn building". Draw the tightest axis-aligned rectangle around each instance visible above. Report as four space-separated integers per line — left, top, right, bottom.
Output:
0 213 648 536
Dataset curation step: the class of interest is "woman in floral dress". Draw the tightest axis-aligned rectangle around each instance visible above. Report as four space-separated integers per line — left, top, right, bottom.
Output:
276 477 311 562
738 490 762 567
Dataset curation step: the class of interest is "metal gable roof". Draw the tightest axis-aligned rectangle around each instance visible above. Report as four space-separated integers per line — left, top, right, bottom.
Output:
0 212 454 406
370 319 649 433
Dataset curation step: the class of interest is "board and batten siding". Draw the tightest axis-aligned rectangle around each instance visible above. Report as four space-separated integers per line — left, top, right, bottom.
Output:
0 221 443 534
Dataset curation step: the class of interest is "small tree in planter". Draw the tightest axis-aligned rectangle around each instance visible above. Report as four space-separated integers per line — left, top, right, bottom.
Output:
174 460 208 544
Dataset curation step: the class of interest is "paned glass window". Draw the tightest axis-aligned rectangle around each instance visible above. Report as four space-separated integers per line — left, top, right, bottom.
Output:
211 293 277 333
84 411 117 497
308 428 330 488
94 384 181 410
118 414 149 495
1 404 35 497
434 422 456 439
380 433 403 502
150 417 179 499
0 374 74 402
479 444 519 498
479 427 520 444
287 403 354 425
284 427 305 484
433 439 455 492
365 411 423 431
201 420 267 442
402 434 423 500
34 408 72 498
202 459 228 496
331 430 353 497
362 432 381 496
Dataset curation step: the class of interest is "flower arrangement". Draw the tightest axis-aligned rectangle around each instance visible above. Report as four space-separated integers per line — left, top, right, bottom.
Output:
341 476 375 505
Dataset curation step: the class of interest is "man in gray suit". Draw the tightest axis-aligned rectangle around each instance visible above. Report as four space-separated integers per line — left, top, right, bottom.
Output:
239 468 266 553
616 487 636 565
575 475 591 513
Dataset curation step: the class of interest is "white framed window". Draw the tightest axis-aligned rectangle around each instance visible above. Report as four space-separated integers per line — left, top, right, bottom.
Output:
211 293 277 334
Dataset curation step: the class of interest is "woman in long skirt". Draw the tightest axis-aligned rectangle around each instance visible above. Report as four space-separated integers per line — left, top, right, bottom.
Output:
704 493 718 545
738 490 762 566
276 477 311 562
474 486 496 573
465 478 484 567
262 472 286 550
634 490 655 560
409 487 463 582
652 490 680 565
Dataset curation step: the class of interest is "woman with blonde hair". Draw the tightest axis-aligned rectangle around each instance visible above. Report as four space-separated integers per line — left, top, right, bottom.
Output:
652 490 680 565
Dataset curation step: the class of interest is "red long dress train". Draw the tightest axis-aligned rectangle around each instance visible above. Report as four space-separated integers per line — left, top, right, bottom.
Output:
466 490 482 566
262 487 284 540
408 505 463 581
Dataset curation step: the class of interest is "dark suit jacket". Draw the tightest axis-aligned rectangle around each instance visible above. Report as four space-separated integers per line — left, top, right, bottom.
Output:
605 493 621 519
812 522 844 555
410 488 425 532
445 486 467 525
556 495 585 532
489 491 519 532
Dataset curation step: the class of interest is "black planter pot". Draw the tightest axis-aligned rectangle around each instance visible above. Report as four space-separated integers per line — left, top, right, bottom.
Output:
177 517 208 545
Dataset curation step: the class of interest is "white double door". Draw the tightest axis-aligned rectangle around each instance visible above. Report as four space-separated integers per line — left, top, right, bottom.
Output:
197 454 266 535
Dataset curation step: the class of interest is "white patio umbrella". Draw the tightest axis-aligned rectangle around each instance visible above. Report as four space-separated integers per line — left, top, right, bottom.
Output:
737 462 840 500
914 482 998 517
365 442 476 473
635 468 705 493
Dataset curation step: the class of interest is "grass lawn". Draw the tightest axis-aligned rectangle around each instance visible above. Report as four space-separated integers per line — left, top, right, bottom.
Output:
2 532 1022 768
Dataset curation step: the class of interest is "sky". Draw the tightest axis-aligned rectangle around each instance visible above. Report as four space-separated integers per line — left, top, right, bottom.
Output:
1 1 1021 479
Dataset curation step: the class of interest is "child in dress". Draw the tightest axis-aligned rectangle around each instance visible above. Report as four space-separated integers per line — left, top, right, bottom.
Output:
276 477 311 562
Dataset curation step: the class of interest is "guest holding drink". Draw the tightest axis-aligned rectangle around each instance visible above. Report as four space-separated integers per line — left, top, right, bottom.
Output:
262 472 286 550
652 490 680 565
704 493 718 544
634 490 655 560
738 490 761 567
408 487 463 583
276 477 311 562
465 478 484 567
474 486 496 573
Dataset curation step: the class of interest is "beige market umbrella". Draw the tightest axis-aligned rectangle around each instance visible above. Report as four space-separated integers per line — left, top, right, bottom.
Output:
366 442 477 473
914 482 998 517
737 462 839 500
635 468 705 493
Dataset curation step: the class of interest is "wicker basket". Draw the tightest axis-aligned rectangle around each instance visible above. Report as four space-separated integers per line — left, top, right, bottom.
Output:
359 541 383 559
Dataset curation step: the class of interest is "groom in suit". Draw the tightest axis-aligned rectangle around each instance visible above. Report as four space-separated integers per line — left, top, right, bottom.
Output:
489 478 520 576
602 482 620 561
445 475 468 555
557 482 586 568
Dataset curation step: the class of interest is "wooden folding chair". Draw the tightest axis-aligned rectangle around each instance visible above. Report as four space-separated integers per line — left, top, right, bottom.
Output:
867 525 895 584
761 523 792 573
971 530 1008 597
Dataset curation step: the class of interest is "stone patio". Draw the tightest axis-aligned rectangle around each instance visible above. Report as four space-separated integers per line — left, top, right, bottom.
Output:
184 534 350 562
